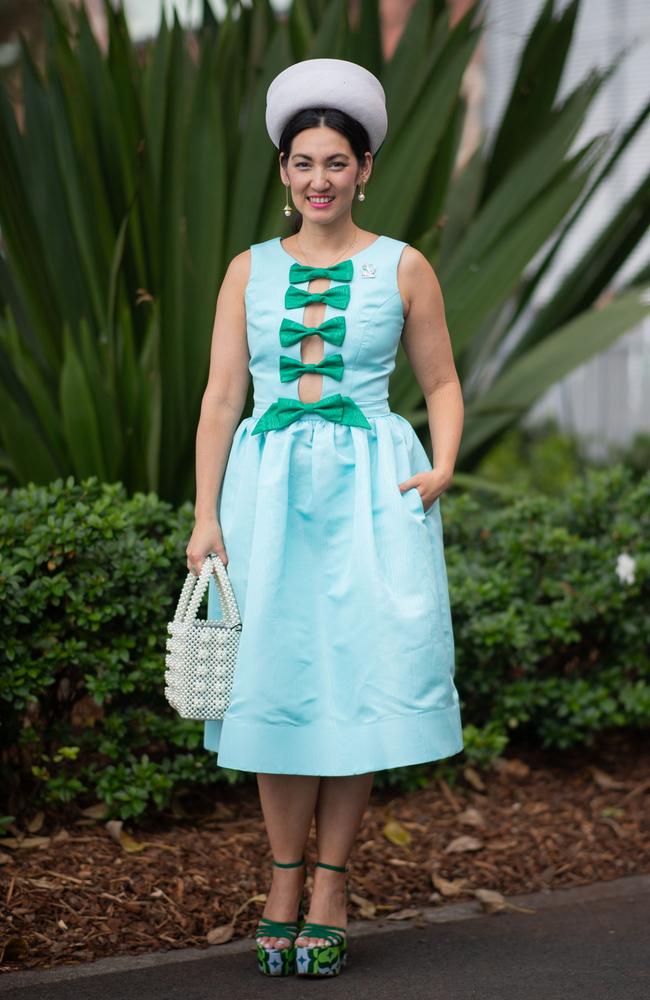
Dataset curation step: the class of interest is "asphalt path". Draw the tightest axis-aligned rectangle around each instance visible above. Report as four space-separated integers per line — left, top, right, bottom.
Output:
1 875 648 999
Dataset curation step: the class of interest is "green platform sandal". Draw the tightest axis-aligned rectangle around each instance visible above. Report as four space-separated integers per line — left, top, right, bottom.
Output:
295 861 349 977
255 858 306 977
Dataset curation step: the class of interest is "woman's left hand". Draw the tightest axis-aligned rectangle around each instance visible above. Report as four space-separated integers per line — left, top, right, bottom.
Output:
398 467 453 511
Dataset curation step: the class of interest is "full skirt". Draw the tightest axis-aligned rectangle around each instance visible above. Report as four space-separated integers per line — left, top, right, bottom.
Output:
204 411 463 775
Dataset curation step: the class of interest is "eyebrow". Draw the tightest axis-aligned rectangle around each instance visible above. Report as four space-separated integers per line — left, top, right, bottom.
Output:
290 153 351 160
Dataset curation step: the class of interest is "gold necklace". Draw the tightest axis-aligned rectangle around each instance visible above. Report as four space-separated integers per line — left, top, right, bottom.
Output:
295 227 359 268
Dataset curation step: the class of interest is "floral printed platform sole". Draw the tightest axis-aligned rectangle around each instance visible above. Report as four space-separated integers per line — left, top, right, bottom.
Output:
295 861 349 977
295 923 348 976
255 858 306 977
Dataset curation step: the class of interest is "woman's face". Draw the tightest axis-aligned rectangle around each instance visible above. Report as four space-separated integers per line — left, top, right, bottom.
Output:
280 125 371 222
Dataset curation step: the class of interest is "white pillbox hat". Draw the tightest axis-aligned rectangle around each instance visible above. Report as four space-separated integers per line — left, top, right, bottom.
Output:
265 58 388 157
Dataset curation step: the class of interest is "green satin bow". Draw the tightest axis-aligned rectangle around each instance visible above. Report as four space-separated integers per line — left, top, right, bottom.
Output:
279 315 346 347
251 393 371 435
285 284 351 311
288 259 354 284
279 353 344 382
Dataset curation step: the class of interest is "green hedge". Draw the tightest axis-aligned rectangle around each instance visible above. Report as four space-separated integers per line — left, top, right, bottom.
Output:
444 466 649 748
1 468 648 823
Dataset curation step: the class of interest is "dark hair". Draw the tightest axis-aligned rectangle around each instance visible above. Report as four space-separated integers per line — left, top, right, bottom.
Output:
279 107 372 234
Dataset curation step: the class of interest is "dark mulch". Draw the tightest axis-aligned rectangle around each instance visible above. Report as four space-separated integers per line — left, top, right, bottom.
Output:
1 729 648 973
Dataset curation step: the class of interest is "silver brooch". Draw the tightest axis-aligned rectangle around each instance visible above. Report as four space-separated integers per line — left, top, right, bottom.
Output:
360 263 376 278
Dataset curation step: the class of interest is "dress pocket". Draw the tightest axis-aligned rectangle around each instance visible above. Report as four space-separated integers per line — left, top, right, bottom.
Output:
413 487 427 515
400 484 426 518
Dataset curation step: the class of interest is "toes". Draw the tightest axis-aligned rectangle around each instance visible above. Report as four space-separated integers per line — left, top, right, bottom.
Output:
259 936 290 948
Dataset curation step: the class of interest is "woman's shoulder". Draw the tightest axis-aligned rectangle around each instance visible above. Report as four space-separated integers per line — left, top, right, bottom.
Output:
394 241 434 276
233 237 280 271
223 238 281 297
223 247 253 294
392 242 440 317
372 236 427 281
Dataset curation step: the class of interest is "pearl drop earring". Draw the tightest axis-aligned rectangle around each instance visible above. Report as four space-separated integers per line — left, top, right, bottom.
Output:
357 179 366 202
283 183 293 217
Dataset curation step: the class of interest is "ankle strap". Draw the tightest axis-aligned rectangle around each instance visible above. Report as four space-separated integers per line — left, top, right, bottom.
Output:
273 857 305 868
315 861 347 873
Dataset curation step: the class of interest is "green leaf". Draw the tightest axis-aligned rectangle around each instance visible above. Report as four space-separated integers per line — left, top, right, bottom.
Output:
510 169 650 358
459 287 650 460
483 0 580 195
366 13 479 235
59 325 107 479
510 94 650 327
445 146 596 354
439 77 604 287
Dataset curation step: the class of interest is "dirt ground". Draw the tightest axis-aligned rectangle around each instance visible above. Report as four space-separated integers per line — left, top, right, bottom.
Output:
1 729 648 973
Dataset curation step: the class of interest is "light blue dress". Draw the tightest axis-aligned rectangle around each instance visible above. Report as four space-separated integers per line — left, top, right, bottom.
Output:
204 234 463 775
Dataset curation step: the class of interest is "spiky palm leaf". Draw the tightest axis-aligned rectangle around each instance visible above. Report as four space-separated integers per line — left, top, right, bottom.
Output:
0 0 648 503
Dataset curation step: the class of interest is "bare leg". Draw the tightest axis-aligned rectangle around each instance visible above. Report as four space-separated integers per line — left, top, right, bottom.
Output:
255 773 320 949
296 772 374 947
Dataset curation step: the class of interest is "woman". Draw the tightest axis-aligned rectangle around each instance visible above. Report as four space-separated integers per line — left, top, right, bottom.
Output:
185 58 464 978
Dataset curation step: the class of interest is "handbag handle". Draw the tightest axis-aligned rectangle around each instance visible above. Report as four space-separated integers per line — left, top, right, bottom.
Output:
172 553 241 629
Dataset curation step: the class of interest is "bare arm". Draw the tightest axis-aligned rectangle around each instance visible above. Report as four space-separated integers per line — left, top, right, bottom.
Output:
186 250 251 573
397 246 464 507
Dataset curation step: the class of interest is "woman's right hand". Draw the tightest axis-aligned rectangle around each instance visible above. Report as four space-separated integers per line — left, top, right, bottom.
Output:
186 518 228 575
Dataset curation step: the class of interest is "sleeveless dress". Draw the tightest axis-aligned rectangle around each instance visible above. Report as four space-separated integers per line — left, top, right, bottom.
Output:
203 234 464 775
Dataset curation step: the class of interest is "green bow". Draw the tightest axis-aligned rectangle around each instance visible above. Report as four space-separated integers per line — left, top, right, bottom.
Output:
285 284 351 311
279 316 346 347
251 393 371 435
279 353 344 382
289 259 353 284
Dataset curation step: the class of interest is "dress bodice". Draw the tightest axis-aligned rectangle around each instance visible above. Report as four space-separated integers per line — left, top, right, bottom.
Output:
245 235 409 428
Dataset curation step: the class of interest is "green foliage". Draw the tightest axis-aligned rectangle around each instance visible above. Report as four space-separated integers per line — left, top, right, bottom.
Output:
473 420 650 496
459 720 509 766
0 475 247 823
608 432 650 479
1 467 647 821
474 418 584 496
0 0 649 503
443 465 650 748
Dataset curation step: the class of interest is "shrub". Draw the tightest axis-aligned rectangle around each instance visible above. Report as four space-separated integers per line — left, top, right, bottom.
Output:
0 476 245 824
1 467 647 822
444 465 650 748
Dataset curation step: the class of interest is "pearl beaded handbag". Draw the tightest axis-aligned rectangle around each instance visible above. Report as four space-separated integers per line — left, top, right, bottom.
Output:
164 553 242 720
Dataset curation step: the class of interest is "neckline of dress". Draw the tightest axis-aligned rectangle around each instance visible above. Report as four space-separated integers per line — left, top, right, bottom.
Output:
277 234 384 267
